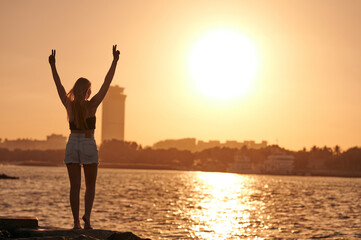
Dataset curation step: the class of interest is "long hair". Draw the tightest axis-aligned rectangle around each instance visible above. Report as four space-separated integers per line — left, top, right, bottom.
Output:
66 78 91 129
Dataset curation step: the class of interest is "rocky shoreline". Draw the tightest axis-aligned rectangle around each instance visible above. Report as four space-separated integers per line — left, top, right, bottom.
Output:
0 217 150 240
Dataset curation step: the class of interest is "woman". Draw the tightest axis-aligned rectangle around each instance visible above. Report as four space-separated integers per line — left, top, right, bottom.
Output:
49 45 120 229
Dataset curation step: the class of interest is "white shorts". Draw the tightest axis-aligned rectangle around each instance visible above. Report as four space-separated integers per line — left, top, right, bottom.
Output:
64 133 99 165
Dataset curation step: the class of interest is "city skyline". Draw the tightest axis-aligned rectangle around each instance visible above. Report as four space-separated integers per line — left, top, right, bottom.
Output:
0 133 346 153
0 133 268 151
1 1 361 150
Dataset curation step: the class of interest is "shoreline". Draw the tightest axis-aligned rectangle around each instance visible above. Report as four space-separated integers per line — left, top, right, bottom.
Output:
2 162 361 179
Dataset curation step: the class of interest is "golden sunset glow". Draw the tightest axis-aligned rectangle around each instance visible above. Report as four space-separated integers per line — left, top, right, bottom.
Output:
2 1 361 239
1 1 361 150
189 29 258 100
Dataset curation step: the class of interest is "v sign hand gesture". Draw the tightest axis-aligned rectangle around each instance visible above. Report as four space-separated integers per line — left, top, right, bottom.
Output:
113 45 120 62
49 49 56 65
89 45 120 107
49 48 67 106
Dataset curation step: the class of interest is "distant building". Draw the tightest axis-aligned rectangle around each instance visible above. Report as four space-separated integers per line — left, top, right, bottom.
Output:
153 138 197 152
152 138 267 152
0 134 66 150
263 154 295 174
227 153 255 174
224 140 243 149
197 140 221 151
45 134 67 149
102 85 126 142
243 140 268 149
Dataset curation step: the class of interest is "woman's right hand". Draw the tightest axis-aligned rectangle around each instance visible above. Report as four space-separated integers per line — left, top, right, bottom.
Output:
49 49 56 65
113 45 120 62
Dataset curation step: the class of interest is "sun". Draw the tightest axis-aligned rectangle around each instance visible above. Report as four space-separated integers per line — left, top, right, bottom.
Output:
189 29 258 100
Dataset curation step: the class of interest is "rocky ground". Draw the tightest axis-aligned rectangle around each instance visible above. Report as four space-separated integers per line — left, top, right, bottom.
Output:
0 217 150 240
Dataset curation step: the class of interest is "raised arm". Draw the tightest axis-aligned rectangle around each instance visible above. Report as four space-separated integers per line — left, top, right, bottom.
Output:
49 50 67 106
90 45 120 107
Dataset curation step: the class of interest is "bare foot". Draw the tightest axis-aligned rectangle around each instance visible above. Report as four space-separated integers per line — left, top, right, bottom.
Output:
82 215 93 229
73 221 82 230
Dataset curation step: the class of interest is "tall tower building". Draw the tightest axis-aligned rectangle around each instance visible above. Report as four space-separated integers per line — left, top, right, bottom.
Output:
101 85 126 142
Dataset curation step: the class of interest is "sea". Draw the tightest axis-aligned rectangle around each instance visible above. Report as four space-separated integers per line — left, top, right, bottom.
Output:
1 165 361 239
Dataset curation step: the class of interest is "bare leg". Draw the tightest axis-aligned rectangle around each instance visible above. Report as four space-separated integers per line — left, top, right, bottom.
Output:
83 163 98 229
66 163 82 229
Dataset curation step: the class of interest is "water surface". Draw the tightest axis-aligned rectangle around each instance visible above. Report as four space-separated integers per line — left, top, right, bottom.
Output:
0 165 360 239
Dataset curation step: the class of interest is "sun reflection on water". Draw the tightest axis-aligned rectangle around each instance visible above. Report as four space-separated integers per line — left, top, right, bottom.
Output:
188 172 265 239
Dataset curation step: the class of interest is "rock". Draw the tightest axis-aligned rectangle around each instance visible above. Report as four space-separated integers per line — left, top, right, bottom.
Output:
72 234 98 240
107 232 151 240
11 229 150 240
0 173 19 179
0 229 11 239
0 216 38 230
0 217 150 240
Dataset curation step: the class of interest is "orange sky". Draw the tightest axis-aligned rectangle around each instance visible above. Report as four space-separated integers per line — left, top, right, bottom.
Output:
1 0 361 150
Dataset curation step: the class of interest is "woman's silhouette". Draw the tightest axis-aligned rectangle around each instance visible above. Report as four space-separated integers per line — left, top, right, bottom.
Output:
49 45 120 229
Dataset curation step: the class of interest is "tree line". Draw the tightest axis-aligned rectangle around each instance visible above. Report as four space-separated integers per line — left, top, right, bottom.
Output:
1 140 361 175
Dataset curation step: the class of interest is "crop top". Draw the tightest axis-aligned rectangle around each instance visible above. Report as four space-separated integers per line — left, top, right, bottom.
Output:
69 116 96 130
